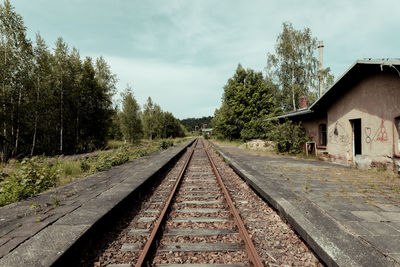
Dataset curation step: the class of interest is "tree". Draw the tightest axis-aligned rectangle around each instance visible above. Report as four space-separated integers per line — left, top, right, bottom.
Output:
30 34 52 156
212 64 279 140
119 86 142 143
0 0 33 157
180 116 213 133
161 112 185 138
266 22 334 111
53 37 69 154
142 97 163 140
0 0 119 160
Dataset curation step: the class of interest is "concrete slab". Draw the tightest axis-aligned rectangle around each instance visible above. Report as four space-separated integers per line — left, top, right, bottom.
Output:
178 200 223 205
144 209 160 213
156 265 244 267
180 195 218 199
0 139 195 266
121 242 143 252
212 142 398 267
0 224 90 266
128 229 150 236
175 208 225 213
165 228 235 236
158 243 239 252
171 217 230 223
137 217 156 223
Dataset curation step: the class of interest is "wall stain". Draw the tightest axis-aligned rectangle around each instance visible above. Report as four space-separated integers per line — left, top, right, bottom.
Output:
329 122 349 145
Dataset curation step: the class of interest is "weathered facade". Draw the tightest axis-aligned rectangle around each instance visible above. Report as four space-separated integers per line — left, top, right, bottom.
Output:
277 59 400 171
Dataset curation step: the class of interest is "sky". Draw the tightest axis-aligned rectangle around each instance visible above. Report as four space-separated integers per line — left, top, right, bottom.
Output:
11 0 400 119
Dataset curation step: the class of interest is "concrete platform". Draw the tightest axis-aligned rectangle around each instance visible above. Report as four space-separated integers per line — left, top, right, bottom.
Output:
212 142 400 267
0 139 194 267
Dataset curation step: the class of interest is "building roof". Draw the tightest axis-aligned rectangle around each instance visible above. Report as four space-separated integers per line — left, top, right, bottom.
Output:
271 58 400 120
268 108 313 120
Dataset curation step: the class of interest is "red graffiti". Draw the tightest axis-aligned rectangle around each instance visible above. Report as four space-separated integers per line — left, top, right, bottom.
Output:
375 119 388 142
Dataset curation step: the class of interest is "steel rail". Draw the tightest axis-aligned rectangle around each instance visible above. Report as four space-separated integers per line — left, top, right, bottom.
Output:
203 139 264 267
135 139 198 267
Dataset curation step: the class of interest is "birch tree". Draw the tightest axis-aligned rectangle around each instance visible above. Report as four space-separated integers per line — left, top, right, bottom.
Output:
119 86 142 143
266 22 334 111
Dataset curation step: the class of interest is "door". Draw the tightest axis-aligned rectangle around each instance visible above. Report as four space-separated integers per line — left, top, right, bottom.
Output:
350 119 362 156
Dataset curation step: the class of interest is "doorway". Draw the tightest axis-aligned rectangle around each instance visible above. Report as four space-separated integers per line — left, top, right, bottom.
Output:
350 119 362 156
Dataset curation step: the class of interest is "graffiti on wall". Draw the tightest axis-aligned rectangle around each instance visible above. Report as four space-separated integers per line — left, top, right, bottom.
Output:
329 122 349 145
365 127 372 143
375 118 389 142
365 118 389 143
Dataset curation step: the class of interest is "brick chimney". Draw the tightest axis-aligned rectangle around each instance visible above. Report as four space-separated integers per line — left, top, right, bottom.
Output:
299 96 307 109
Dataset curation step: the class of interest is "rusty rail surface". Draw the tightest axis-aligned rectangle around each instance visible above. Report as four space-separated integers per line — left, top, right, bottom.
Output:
135 139 198 267
203 139 264 267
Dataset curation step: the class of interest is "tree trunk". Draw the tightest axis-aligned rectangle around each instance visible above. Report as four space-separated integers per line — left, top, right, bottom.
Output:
14 85 22 156
292 85 296 111
2 39 6 140
31 77 40 157
60 78 63 154
10 94 14 156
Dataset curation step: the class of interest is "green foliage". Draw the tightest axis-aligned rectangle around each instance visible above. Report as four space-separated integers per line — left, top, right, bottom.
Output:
0 139 169 207
49 194 60 207
80 159 90 172
119 86 142 143
240 118 274 140
180 116 213 132
93 147 130 172
266 22 334 111
142 97 185 140
162 112 185 138
212 64 279 140
158 139 174 150
0 157 59 207
270 120 310 154
0 1 117 160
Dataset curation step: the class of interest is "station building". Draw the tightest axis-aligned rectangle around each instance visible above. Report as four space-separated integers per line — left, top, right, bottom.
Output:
275 59 400 171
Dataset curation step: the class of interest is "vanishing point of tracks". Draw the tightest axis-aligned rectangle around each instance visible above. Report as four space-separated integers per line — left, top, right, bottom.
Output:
88 138 322 266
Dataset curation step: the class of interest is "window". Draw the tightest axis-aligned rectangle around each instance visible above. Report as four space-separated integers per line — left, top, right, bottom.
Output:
319 124 327 146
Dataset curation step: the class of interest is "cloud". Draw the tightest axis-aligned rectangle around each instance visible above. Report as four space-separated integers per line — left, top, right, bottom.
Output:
13 0 400 119
104 56 228 119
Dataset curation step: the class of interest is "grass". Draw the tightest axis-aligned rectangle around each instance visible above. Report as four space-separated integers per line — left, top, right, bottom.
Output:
0 138 186 207
106 139 128 149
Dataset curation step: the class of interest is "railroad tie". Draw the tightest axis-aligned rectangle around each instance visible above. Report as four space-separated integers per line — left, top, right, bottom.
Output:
158 243 240 252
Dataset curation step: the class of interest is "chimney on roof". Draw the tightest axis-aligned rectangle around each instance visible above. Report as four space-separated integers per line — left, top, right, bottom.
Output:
299 96 307 109
318 41 324 98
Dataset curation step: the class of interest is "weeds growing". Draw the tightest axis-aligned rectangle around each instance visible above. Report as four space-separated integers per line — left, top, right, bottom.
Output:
0 138 177 207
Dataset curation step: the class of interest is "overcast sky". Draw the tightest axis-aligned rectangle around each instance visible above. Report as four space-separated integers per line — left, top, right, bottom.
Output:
12 0 400 119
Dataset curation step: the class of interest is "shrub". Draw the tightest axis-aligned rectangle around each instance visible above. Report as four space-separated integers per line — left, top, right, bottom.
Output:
80 158 91 172
94 147 130 172
158 139 173 150
0 157 59 207
270 120 310 154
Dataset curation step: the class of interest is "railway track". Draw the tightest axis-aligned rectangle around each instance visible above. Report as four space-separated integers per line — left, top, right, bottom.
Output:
86 138 322 266
120 139 262 266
